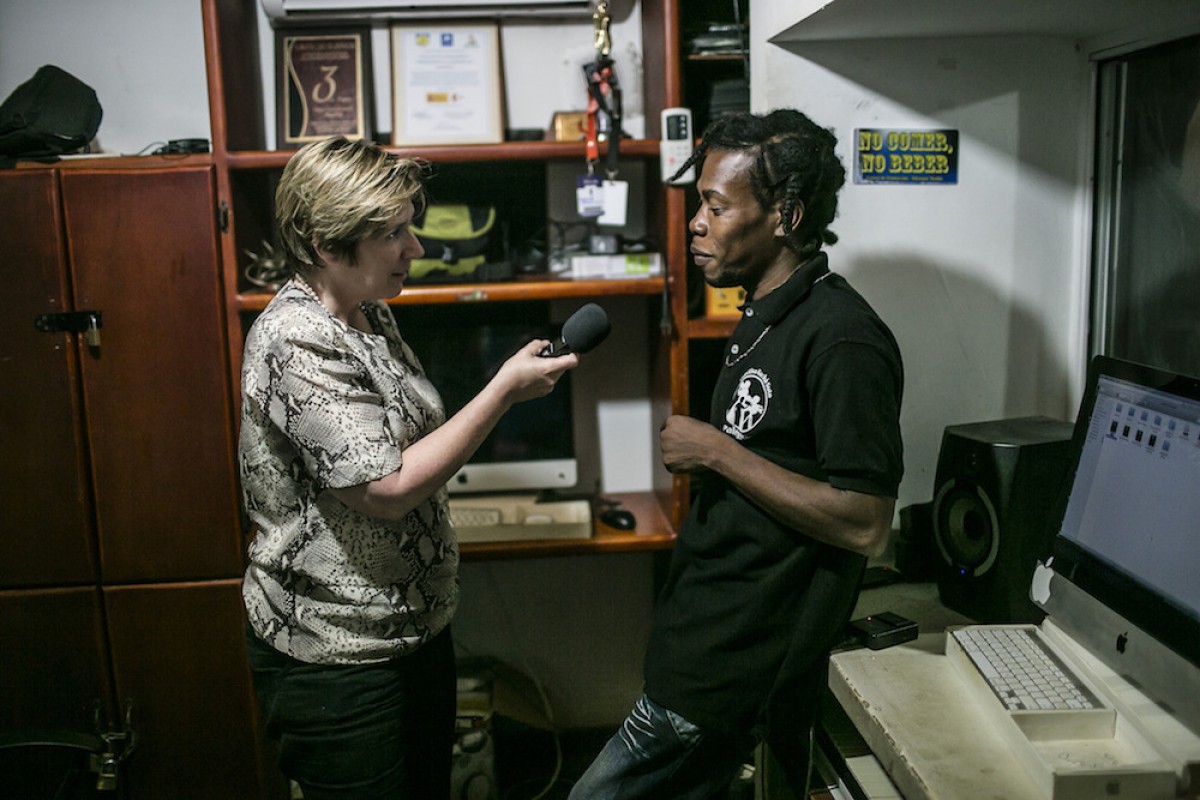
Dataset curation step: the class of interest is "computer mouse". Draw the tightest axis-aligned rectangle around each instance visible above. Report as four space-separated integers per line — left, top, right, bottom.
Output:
599 507 637 531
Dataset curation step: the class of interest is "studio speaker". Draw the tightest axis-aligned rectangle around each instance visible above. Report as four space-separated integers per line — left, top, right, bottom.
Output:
932 416 1075 623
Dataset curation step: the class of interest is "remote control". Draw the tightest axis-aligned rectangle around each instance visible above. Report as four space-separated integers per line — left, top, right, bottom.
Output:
660 107 695 184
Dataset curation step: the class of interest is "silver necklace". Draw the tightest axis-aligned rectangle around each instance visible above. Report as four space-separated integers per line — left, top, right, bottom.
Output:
725 324 772 367
723 270 833 368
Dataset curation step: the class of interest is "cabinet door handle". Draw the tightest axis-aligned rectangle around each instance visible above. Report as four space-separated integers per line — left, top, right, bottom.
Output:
34 310 103 348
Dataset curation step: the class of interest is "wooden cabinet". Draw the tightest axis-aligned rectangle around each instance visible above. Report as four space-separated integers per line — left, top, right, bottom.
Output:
2 166 242 583
60 166 242 582
104 580 273 799
0 171 96 589
0 587 112 731
0 165 273 799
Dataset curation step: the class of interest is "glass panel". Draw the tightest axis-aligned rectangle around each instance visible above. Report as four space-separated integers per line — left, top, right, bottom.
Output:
1092 34 1200 379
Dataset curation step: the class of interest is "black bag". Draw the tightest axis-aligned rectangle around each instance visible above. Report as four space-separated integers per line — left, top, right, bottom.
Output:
0 65 102 168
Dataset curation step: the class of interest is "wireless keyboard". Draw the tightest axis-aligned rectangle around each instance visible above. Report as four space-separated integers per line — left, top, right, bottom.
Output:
448 505 503 528
950 626 1102 712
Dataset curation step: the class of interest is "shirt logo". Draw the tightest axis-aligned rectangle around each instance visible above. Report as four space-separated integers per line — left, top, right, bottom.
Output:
723 368 772 440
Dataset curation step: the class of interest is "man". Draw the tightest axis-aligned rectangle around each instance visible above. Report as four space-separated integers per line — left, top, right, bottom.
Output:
570 109 904 799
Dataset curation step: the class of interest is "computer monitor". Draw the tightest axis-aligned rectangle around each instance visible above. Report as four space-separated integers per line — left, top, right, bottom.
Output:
1045 356 1200 727
393 302 577 494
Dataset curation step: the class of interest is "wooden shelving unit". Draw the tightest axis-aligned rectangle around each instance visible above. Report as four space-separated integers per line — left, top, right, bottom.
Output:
200 0 695 554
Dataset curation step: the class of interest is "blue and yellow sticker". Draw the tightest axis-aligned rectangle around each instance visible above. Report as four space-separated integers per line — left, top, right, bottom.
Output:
854 128 958 185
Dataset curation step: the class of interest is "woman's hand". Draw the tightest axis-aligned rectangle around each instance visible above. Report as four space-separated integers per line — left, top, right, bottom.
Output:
490 339 578 403
331 340 578 521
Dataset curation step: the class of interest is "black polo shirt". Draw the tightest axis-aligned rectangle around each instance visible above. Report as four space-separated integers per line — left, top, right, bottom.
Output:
643 252 904 735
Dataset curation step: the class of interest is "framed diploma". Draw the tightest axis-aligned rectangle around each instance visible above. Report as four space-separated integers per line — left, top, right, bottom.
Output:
277 28 373 148
391 23 504 146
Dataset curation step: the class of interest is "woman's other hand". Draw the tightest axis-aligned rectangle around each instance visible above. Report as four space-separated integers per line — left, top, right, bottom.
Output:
491 340 578 404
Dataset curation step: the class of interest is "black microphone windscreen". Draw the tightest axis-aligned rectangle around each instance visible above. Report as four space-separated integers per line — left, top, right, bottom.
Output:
562 303 611 354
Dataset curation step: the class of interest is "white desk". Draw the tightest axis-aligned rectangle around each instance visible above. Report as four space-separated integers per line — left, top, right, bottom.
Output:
826 581 1199 800
823 581 1040 799
829 631 1043 799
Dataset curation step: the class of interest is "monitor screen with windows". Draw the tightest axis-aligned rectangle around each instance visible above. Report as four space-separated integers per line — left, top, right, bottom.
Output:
1050 355 1200 672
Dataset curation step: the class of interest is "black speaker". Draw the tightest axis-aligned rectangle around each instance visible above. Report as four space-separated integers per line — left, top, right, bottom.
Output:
932 416 1075 623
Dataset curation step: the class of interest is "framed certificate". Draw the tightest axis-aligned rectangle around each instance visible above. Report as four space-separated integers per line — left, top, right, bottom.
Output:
391 23 504 146
277 28 373 148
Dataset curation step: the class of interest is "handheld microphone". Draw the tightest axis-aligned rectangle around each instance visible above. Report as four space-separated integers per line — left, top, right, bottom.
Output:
539 303 611 357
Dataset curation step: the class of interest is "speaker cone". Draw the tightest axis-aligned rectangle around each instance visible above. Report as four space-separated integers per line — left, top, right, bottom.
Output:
932 478 1000 577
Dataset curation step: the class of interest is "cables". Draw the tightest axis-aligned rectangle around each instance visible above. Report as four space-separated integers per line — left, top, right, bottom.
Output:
453 563 567 800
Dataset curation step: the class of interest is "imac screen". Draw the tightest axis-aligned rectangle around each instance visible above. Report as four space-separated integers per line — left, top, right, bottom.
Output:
1052 355 1200 669
393 302 576 494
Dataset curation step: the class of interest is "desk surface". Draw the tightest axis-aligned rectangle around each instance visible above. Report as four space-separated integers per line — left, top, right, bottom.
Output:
830 633 1044 799
830 581 1200 800
829 581 1044 800
849 578 971 634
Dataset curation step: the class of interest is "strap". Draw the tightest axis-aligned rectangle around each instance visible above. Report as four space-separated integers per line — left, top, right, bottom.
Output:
584 1 621 178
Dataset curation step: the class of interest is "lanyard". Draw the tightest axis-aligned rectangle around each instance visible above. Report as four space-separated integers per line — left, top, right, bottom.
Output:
584 1 621 179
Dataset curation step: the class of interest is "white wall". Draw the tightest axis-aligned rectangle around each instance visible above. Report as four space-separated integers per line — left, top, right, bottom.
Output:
0 0 210 154
749 18 1096 508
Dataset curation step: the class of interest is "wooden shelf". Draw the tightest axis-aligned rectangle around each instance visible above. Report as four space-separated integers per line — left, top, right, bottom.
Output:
224 138 661 170
235 276 666 311
687 316 739 339
16 153 214 171
459 491 676 561
207 0 694 545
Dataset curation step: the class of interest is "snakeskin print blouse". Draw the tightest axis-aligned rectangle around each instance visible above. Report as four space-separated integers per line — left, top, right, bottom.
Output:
240 278 458 664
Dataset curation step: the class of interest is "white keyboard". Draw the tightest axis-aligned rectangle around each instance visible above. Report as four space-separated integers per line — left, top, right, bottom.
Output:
448 505 503 528
445 494 592 544
950 627 1102 712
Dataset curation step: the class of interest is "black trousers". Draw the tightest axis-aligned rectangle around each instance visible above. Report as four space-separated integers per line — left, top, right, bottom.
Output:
246 626 456 800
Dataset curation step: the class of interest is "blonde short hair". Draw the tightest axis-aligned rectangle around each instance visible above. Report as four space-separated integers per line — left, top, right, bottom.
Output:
275 136 428 272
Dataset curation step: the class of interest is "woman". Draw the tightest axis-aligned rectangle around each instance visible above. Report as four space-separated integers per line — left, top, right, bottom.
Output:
239 136 577 799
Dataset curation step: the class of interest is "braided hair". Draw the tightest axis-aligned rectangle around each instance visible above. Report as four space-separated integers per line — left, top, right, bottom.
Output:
674 109 846 256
